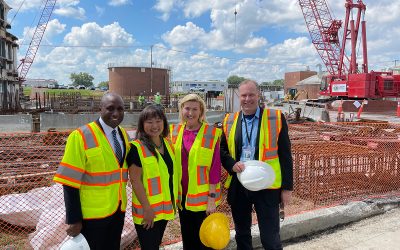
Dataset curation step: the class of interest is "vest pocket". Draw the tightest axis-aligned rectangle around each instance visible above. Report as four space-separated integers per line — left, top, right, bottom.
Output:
85 147 105 172
197 147 213 166
197 166 208 185
147 176 162 196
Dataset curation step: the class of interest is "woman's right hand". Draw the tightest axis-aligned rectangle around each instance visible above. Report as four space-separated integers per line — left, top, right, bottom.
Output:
142 207 156 230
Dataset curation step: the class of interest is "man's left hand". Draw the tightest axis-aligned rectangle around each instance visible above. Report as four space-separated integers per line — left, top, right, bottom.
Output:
281 190 293 207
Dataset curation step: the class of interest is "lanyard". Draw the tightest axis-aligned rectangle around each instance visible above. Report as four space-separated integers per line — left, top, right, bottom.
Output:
242 114 255 145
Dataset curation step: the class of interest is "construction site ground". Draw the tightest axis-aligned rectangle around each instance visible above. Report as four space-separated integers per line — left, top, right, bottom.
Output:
283 207 400 250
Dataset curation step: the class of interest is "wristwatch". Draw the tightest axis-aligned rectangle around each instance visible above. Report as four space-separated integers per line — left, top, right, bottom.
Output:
208 193 216 198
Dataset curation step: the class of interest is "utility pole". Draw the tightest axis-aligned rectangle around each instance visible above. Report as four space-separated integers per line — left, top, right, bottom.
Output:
150 45 153 94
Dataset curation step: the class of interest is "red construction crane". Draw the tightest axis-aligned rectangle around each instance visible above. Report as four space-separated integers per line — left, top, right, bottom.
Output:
18 0 57 81
299 0 400 99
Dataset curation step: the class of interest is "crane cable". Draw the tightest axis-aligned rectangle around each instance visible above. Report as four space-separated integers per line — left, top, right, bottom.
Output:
10 0 26 25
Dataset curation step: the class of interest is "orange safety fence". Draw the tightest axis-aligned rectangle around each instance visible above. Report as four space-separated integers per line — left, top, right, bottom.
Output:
1 122 400 249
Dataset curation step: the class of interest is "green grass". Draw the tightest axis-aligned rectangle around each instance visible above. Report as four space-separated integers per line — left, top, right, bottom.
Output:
23 87 104 97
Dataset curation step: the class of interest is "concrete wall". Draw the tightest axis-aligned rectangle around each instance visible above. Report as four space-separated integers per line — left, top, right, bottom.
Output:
39 111 226 132
0 114 32 132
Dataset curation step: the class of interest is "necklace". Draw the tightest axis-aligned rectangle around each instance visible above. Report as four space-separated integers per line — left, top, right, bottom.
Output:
153 141 163 150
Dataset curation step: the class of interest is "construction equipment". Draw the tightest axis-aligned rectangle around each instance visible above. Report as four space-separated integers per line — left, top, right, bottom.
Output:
17 0 57 81
299 0 400 99
284 89 308 101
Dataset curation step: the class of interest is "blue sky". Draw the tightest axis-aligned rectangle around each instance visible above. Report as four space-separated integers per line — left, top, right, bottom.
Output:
7 0 400 85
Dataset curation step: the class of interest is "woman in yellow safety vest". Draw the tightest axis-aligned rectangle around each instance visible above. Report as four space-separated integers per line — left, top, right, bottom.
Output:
170 94 222 250
126 105 178 250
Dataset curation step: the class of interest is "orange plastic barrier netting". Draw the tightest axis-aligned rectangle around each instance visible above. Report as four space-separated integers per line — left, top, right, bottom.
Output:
1 122 400 249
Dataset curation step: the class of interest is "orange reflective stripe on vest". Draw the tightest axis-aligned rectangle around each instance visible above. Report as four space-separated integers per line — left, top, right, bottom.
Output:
261 109 280 161
132 201 174 218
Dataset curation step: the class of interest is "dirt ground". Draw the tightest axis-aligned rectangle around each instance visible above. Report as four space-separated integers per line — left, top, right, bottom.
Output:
282 208 400 250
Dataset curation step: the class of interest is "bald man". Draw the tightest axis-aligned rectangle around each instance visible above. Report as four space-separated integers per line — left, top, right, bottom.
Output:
54 93 130 250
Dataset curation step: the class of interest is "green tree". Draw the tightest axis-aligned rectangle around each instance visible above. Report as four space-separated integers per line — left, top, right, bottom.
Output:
98 81 109 89
70 72 94 87
272 79 284 86
227 75 246 88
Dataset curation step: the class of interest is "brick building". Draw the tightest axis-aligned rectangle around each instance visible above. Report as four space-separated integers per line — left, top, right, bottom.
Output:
284 70 317 94
108 65 171 97
0 0 19 112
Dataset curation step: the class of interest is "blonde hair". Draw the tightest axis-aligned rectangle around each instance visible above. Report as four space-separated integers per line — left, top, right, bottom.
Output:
178 94 207 124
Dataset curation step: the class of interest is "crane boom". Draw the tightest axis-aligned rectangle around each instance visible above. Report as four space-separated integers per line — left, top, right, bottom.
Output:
18 0 57 81
298 0 400 99
298 0 347 77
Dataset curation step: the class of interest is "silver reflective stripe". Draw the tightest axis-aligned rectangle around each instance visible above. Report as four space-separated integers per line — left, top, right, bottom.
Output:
57 165 127 184
79 125 96 149
148 177 161 195
56 165 83 181
143 144 153 158
269 111 278 149
186 192 221 205
265 149 278 158
171 124 181 143
202 125 215 149
198 166 207 185
82 171 124 184
132 206 143 216
225 113 237 139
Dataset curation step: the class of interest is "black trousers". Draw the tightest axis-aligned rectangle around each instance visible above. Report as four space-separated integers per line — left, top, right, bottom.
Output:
178 197 213 250
80 208 125 250
134 220 168 250
230 184 282 250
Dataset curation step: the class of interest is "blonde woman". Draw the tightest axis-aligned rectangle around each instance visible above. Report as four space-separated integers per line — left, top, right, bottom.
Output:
170 94 222 250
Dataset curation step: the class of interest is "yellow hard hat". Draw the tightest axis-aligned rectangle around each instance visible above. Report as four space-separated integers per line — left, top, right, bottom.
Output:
199 212 230 249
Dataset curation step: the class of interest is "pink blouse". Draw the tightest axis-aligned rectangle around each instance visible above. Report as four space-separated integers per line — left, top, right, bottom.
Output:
181 128 221 196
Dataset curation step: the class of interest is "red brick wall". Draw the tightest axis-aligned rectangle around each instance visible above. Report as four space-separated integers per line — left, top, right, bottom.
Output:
284 71 317 93
108 67 170 97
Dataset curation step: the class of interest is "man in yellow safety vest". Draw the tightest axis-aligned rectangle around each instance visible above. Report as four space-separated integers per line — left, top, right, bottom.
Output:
54 93 130 250
220 79 293 250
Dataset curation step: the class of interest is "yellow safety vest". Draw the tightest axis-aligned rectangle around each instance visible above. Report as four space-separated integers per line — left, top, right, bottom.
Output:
53 122 130 219
130 138 178 224
170 123 222 211
223 109 283 189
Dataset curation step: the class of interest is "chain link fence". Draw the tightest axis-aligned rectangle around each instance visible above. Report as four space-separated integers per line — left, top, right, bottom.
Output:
1 122 400 249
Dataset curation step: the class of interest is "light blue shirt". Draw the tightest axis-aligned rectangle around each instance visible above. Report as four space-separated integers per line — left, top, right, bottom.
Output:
240 107 260 161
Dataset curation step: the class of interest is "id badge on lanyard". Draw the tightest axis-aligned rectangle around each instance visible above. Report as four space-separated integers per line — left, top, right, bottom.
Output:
242 145 255 162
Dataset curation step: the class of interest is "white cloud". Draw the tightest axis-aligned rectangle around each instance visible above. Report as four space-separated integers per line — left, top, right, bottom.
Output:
154 0 178 21
162 22 206 49
108 0 132 7
25 22 136 83
54 6 85 20
18 19 66 45
64 22 134 46
95 6 105 16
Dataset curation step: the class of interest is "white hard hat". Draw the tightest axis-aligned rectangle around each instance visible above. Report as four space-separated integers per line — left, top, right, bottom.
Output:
60 234 90 250
237 160 276 191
